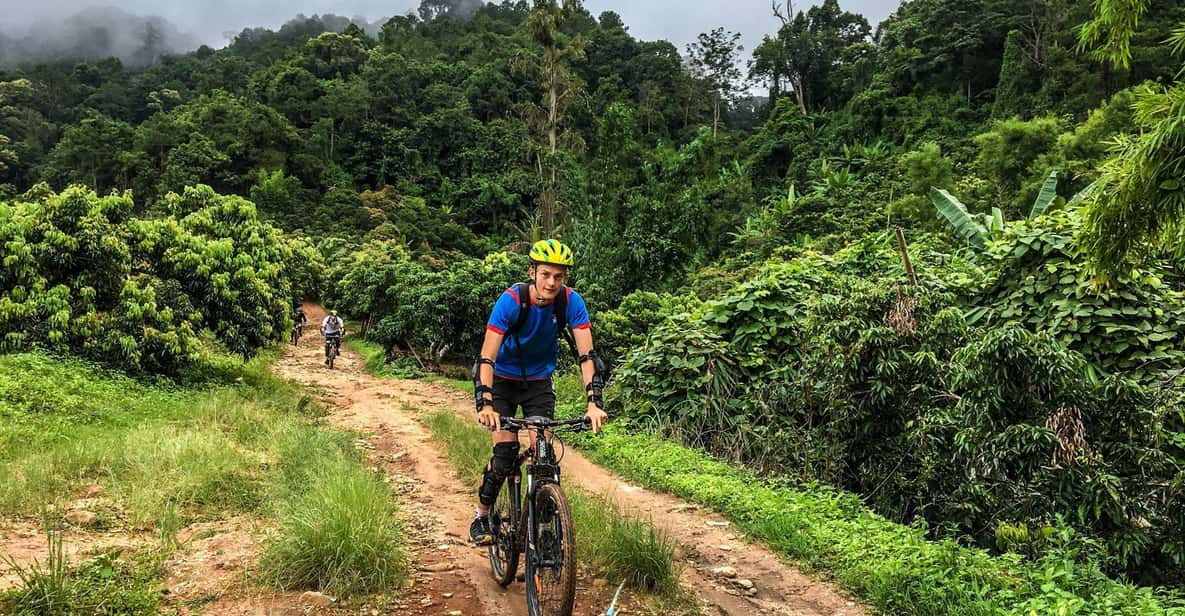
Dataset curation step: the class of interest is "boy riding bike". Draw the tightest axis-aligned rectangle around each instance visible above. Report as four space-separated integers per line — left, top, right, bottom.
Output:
469 239 608 545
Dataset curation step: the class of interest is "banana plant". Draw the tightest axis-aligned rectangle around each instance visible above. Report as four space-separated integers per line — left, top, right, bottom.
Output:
930 171 1094 250
930 187 989 249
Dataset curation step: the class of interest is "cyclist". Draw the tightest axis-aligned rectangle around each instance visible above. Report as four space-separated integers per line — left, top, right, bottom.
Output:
293 305 307 339
321 309 345 366
469 239 608 545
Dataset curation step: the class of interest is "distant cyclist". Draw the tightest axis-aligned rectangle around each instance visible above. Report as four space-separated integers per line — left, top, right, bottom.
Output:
321 310 345 366
293 305 307 337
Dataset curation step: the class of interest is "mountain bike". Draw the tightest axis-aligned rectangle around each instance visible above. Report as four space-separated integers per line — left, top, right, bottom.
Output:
290 323 303 345
488 416 590 616
324 333 342 369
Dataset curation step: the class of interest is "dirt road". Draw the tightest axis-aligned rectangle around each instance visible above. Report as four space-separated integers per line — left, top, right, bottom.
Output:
276 304 869 616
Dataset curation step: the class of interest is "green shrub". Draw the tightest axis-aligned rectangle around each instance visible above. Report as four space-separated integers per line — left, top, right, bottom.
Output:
611 231 1185 582
973 116 1061 212
594 290 700 365
575 427 1185 615
326 244 526 364
0 184 316 374
974 209 1185 384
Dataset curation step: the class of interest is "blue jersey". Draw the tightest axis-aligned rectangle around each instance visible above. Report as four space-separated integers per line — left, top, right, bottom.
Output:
486 286 590 380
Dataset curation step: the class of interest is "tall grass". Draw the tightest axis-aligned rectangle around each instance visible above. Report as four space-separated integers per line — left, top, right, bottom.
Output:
422 409 491 485
259 461 409 596
346 339 426 379
0 352 409 600
348 339 389 375
568 491 681 595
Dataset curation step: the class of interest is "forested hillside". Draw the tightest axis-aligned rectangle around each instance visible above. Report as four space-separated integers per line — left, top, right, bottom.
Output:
3 0 1185 611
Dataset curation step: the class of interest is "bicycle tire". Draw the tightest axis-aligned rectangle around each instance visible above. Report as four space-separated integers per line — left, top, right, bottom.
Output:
488 476 521 587
525 482 575 616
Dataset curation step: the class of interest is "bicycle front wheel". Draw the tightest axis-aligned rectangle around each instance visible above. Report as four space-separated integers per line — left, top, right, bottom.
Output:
526 482 575 616
488 476 520 587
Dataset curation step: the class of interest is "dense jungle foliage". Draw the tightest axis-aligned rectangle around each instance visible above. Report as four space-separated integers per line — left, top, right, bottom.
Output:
2 0 1184 599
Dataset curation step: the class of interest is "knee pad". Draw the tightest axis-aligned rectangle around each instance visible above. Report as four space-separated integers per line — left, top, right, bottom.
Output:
478 441 519 507
489 441 520 479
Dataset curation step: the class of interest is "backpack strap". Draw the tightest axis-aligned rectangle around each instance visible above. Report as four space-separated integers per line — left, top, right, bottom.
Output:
556 287 579 361
506 282 533 386
505 282 533 337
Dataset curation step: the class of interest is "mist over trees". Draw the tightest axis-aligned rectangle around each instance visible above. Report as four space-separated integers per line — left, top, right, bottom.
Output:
0 7 200 67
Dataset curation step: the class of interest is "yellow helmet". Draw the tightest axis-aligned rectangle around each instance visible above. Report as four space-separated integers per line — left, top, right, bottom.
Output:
529 239 574 267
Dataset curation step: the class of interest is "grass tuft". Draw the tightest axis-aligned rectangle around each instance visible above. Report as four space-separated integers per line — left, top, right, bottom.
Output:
259 461 409 597
1 523 164 615
569 490 681 595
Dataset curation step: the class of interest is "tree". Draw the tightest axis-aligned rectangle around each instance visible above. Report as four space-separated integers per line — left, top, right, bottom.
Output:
418 0 484 21
0 185 315 373
42 114 136 191
520 0 587 236
686 27 743 137
992 30 1040 119
873 0 1010 101
751 0 871 114
973 115 1061 213
301 32 370 79
1076 0 1185 276
0 79 55 190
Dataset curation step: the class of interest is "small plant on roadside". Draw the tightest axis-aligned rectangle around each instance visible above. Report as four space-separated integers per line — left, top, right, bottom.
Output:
1 524 164 615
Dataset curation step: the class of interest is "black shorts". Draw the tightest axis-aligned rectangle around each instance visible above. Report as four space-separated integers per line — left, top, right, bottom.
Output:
492 377 555 420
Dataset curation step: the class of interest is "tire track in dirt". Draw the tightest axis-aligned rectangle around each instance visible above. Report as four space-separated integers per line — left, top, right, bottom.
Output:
279 304 869 616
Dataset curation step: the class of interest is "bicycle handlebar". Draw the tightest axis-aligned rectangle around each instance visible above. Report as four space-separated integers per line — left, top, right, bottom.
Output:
499 416 591 433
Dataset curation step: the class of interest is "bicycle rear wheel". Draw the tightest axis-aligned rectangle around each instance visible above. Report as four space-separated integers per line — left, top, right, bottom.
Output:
488 476 520 587
526 482 575 616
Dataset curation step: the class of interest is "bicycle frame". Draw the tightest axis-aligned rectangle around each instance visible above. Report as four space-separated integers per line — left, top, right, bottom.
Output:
509 425 562 554
491 417 587 589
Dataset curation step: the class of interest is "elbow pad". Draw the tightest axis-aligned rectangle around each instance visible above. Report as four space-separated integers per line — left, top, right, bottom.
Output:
472 357 496 414
579 350 607 409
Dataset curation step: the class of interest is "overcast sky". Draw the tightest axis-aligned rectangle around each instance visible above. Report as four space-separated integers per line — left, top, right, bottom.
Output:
1 1 899 54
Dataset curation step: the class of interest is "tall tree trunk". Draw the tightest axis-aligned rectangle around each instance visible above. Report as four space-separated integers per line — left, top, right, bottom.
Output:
791 75 807 113
712 93 720 138
542 57 560 236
